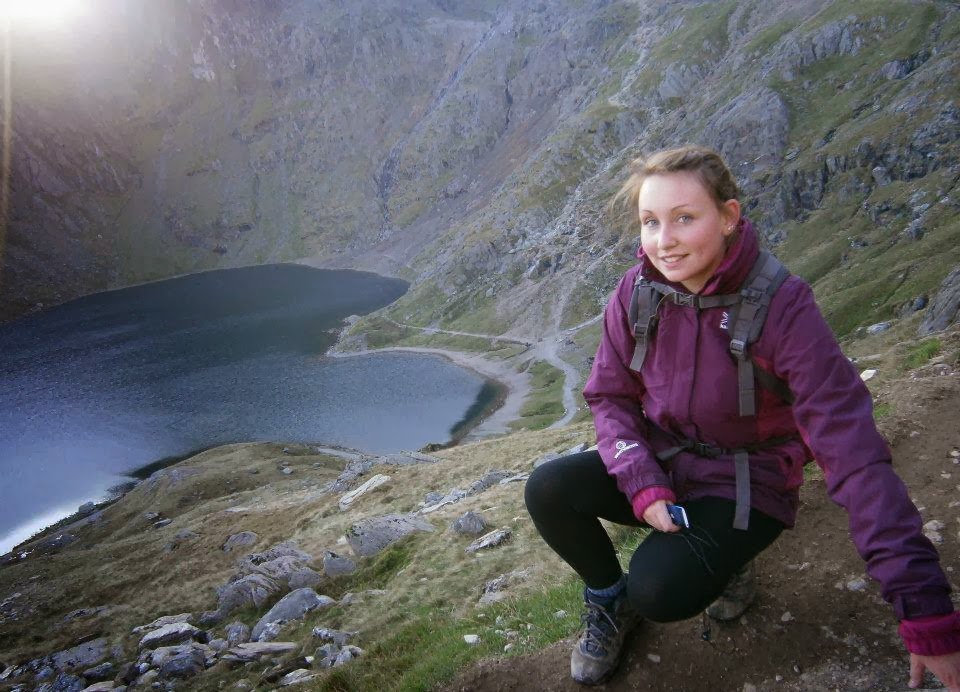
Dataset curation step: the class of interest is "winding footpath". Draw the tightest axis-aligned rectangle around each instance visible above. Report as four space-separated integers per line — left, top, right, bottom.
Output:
329 313 604 436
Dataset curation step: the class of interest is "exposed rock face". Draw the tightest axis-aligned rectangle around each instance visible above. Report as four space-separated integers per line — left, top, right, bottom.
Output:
919 266 960 336
3 0 958 346
347 514 436 557
250 588 335 641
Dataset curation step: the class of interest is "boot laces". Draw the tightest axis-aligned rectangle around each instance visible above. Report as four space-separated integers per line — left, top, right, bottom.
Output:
579 601 620 656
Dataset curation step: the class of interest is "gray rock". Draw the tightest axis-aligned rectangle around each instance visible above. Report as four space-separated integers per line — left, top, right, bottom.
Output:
287 567 321 590
279 669 318 686
80 662 113 681
82 683 119 691
138 622 201 650
866 322 891 335
919 266 960 336
256 622 283 642
871 166 892 186
50 638 108 672
322 551 357 577
208 638 228 652
238 542 315 588
312 628 357 647
251 589 336 640
468 470 514 495
132 613 193 634
220 531 260 553
147 643 212 669
76 502 97 518
903 218 925 241
225 622 251 645
532 452 560 469
452 511 489 536
465 528 512 553
347 514 435 557
142 512 160 522
153 519 172 528
423 491 444 505
334 648 355 666
157 648 205 680
221 642 298 664
214 573 282 619
45 672 85 691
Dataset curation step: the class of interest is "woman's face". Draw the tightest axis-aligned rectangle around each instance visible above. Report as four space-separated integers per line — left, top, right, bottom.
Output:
638 171 740 294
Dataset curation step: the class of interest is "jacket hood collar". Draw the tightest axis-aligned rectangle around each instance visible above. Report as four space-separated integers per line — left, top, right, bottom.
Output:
635 217 760 296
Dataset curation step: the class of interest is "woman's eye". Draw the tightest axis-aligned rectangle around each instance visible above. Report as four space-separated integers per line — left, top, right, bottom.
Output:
677 214 692 223
642 218 658 227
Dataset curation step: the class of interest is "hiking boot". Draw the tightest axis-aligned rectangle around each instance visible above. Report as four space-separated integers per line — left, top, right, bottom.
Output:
705 561 755 621
570 589 642 685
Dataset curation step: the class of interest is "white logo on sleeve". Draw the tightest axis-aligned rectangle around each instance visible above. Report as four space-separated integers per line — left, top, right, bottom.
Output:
614 440 639 459
720 311 729 330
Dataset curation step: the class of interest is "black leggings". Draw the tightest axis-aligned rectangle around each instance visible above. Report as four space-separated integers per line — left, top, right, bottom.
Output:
525 450 784 622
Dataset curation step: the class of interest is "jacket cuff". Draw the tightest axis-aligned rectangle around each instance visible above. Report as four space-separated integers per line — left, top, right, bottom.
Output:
630 486 676 523
898 611 960 656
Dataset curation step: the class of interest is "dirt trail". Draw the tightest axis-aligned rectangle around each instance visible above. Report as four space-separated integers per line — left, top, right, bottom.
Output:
447 370 960 692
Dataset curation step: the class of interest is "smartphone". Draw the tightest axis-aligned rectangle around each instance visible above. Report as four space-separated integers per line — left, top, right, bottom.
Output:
667 504 690 529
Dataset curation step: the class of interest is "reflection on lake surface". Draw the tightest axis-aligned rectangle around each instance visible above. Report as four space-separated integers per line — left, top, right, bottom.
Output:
0 264 492 554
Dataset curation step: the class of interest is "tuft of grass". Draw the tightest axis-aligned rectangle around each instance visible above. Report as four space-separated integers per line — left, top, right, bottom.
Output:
873 402 893 420
902 338 941 371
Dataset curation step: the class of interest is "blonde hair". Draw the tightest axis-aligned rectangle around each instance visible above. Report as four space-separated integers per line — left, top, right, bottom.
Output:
612 145 739 215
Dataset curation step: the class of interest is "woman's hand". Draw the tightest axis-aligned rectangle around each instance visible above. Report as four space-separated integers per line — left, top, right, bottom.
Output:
642 499 681 533
910 650 960 690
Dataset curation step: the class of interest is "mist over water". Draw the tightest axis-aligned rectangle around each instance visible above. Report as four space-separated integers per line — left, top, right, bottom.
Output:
0 264 491 555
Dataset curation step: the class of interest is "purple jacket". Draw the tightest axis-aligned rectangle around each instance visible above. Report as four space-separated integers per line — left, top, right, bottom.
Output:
583 219 953 624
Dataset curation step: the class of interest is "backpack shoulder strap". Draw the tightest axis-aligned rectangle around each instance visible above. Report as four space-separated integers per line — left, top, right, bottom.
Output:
627 274 662 372
728 251 791 416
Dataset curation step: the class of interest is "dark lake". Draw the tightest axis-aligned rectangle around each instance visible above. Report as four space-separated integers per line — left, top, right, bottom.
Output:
0 264 497 554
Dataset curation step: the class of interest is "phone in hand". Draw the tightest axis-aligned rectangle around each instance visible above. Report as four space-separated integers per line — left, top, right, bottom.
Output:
667 504 690 529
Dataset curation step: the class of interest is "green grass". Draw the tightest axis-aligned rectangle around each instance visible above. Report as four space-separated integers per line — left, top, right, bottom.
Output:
309 522 650 691
873 402 893 420
902 338 941 370
745 18 795 54
513 360 566 430
649 1 736 63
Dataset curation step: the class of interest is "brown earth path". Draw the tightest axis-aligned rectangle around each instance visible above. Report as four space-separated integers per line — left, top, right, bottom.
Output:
447 371 960 692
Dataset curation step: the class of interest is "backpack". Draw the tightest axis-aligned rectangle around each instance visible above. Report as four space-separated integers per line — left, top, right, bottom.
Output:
627 249 794 416
625 249 795 531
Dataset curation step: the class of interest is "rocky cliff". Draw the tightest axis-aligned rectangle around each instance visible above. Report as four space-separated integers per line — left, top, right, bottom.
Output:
2 0 959 343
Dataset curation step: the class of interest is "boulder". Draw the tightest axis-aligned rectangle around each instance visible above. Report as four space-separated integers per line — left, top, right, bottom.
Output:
279 669 319 686
256 622 283 642
222 532 259 552
138 622 202 650
225 622 251 645
919 266 960 336
312 628 357 648
347 514 435 557
322 551 357 577
157 647 206 681
147 643 212 670
132 613 193 634
452 511 489 536
467 470 514 495
213 573 282 619
251 589 336 640
222 642 298 664
287 568 322 590
82 683 117 691
465 528 512 553
338 474 391 510
50 638 108 672
81 662 114 682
